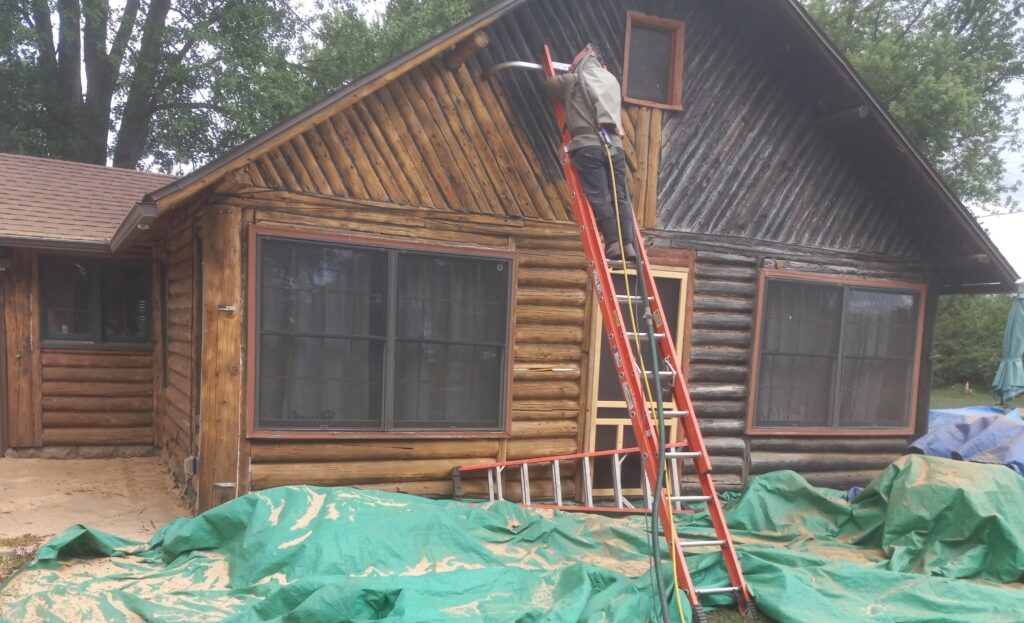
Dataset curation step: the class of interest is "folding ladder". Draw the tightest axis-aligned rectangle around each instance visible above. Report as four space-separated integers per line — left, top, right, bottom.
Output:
538 45 755 621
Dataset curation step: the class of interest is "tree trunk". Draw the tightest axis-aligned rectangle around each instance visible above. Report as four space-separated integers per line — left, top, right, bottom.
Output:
113 0 171 169
55 0 87 161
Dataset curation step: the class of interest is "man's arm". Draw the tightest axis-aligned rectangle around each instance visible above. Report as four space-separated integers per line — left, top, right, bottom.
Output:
546 73 574 99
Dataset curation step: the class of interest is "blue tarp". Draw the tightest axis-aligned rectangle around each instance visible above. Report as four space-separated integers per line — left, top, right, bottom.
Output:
910 407 1024 474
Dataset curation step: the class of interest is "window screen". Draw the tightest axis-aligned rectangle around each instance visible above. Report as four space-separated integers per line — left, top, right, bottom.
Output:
40 256 152 345
255 237 512 433
624 13 684 107
752 278 921 431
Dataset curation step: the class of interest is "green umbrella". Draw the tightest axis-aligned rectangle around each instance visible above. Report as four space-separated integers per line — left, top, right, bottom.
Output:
992 292 1024 405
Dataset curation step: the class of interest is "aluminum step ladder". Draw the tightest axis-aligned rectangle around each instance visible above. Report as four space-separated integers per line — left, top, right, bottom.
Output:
538 45 755 621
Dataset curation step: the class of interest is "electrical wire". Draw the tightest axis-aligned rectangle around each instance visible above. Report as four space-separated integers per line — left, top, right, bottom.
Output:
604 141 687 623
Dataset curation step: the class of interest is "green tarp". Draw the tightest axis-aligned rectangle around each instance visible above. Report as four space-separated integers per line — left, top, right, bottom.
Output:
2 455 1024 622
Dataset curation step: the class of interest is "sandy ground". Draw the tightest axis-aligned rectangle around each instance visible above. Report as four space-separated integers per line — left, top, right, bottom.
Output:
0 457 189 541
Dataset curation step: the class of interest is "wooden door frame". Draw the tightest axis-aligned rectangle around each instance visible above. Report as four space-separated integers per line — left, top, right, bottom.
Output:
583 253 694 496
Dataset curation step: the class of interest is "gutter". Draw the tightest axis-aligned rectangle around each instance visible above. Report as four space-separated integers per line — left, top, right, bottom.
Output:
0 235 110 254
110 202 158 253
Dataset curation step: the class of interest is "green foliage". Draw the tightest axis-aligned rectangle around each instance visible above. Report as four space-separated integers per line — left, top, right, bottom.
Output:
302 0 490 94
804 0 1024 209
932 294 1013 388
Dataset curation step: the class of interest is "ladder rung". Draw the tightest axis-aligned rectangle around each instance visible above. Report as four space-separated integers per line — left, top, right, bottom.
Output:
643 370 674 378
694 586 740 596
663 410 689 418
678 539 725 548
664 451 701 460
670 495 711 503
625 332 665 340
615 294 652 303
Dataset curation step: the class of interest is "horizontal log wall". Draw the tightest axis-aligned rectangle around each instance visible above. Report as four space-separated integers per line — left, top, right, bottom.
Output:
39 350 154 446
238 196 590 498
156 210 199 495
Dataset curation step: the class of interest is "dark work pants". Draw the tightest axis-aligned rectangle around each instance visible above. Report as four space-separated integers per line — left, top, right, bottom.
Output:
571 145 635 247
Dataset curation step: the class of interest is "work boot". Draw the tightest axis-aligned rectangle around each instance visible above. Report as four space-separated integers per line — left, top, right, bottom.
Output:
624 242 638 262
605 241 623 260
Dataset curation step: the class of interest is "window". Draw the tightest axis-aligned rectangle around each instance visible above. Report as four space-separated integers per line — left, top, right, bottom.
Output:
623 11 685 109
40 256 152 346
253 234 512 434
749 272 924 433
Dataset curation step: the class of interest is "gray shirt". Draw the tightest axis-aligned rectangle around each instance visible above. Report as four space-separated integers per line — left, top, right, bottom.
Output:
546 73 624 152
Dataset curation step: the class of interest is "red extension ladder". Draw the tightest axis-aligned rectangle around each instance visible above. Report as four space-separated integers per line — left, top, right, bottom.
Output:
538 46 754 621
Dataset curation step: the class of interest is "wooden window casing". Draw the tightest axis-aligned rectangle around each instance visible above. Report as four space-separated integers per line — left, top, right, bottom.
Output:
246 225 516 440
622 11 685 110
746 269 927 436
39 256 153 349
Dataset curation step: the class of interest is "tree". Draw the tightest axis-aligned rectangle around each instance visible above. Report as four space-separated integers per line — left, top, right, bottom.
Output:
932 294 1013 388
804 0 1024 209
0 0 313 171
300 0 489 95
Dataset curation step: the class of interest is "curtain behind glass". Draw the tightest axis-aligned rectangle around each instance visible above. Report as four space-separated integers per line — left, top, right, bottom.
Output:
257 239 387 430
393 253 509 429
755 280 842 427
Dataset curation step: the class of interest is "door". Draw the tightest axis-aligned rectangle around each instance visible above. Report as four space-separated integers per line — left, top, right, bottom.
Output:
585 265 690 498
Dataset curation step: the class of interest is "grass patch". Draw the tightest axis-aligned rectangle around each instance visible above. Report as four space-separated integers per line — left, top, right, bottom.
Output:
0 534 44 584
930 386 1022 410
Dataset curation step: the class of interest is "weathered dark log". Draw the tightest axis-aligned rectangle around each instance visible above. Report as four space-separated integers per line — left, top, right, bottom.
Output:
688 364 748 383
749 452 901 474
796 470 884 490
693 280 756 298
692 313 751 331
704 436 745 456
695 264 758 281
696 418 746 436
691 400 747 418
694 251 757 267
691 330 752 347
749 437 909 453
689 384 747 400
693 295 754 313
690 346 750 365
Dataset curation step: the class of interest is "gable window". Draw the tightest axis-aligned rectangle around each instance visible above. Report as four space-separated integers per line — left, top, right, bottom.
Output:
623 11 685 110
40 256 152 346
748 271 925 433
253 233 513 435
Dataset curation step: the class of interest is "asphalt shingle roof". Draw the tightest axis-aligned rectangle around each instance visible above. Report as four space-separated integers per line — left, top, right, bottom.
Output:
0 152 175 246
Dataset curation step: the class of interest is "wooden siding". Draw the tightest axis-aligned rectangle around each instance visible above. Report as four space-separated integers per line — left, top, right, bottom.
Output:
39 350 153 446
677 242 911 488
2 248 39 448
482 0 926 258
233 56 660 229
156 211 199 492
220 196 590 498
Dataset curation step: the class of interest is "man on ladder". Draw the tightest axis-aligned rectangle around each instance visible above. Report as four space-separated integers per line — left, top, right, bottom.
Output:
545 44 638 262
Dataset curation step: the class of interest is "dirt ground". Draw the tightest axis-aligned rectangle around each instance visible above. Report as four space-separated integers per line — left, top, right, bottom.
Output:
0 457 189 542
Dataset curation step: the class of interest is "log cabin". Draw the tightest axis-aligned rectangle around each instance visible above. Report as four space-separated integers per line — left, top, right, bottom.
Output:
1 0 1017 512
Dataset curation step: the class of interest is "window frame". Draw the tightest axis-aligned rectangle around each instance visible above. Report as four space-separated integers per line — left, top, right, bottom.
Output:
245 225 517 440
746 269 927 436
39 255 153 350
622 10 686 110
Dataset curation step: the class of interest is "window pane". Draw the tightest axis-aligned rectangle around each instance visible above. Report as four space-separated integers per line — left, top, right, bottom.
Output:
396 253 509 344
101 263 151 342
754 280 843 428
394 252 510 430
42 258 92 339
257 335 384 429
256 238 388 431
627 24 674 103
260 239 387 338
837 289 919 428
392 342 503 429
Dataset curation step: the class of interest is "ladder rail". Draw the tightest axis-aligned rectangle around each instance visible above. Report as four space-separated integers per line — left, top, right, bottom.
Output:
539 45 753 613
540 45 702 606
